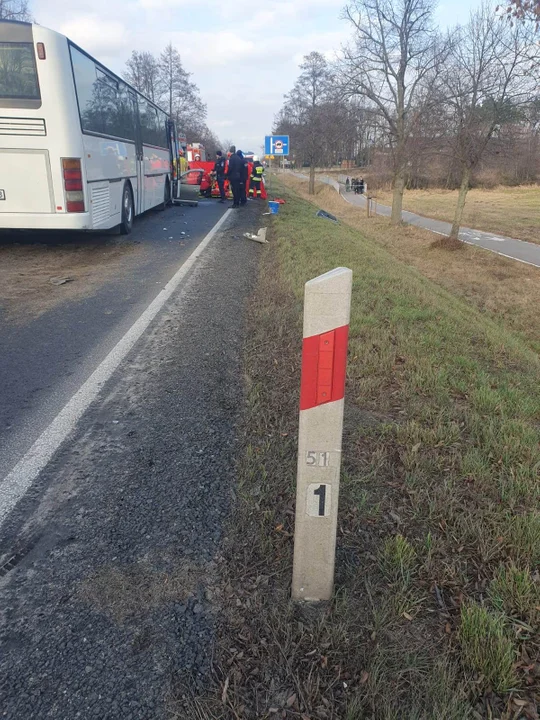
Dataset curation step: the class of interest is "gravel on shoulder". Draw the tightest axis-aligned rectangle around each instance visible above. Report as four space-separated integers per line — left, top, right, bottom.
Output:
0 202 266 719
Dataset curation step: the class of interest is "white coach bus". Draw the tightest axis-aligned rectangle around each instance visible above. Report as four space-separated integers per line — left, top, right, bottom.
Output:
0 21 178 234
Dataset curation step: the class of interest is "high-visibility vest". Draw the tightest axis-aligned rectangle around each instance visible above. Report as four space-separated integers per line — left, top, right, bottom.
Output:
251 163 264 182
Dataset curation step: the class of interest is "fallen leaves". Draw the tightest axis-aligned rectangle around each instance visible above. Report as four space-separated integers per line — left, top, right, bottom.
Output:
360 670 370 685
286 693 297 707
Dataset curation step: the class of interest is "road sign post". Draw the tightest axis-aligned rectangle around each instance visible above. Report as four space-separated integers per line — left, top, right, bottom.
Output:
292 268 352 602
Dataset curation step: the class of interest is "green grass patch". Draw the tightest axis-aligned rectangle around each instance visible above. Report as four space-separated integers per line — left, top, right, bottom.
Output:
380 534 417 583
459 603 517 693
489 564 540 623
185 182 540 719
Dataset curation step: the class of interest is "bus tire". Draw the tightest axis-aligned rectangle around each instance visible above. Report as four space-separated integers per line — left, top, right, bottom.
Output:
161 177 171 210
120 183 134 235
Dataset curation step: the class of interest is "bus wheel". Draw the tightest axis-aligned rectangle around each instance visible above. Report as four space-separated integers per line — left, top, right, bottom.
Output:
162 178 171 210
120 183 134 235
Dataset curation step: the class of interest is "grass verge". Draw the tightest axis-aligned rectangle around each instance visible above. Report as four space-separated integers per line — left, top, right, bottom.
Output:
185 184 540 719
280 174 540 355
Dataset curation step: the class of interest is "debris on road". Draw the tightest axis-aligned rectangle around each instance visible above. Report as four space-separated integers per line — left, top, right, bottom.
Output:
49 276 73 286
316 209 338 223
243 228 268 244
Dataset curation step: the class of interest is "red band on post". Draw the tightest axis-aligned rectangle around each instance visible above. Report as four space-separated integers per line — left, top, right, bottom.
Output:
299 325 349 411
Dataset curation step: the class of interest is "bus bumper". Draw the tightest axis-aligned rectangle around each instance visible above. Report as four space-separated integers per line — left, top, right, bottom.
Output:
0 212 93 231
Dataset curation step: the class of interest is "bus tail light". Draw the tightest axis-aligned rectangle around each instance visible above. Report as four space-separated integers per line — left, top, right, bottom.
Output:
66 192 85 213
37 43 46 60
62 158 85 213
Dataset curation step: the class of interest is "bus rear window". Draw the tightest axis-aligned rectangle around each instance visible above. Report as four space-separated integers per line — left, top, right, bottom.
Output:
0 42 40 102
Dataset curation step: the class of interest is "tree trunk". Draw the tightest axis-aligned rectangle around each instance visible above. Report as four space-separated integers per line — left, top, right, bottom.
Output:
449 166 471 240
391 172 405 225
309 164 315 195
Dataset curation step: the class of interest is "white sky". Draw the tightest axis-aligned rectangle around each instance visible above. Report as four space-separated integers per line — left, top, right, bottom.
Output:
32 0 482 153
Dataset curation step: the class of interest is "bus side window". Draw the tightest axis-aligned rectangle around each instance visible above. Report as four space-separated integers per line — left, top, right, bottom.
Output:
95 70 118 138
71 47 102 134
139 100 156 147
71 46 135 143
115 81 136 142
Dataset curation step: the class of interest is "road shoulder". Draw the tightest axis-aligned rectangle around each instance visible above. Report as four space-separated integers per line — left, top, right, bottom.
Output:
0 201 266 720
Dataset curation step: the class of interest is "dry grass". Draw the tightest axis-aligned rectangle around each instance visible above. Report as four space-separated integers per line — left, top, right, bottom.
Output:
373 186 540 244
279 174 540 353
186 183 540 719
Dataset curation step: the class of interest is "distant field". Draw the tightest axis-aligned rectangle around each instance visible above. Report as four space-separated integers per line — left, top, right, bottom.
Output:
373 186 540 244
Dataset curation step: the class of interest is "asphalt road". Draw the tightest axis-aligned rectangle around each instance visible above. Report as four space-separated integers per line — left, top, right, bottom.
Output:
292 172 540 268
0 200 227 483
0 201 263 718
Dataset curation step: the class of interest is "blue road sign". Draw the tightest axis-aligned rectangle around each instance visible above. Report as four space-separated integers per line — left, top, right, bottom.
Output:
265 135 290 156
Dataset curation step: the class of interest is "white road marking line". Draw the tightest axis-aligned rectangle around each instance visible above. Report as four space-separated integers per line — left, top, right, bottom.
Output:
0 209 233 526
461 240 540 267
490 251 540 268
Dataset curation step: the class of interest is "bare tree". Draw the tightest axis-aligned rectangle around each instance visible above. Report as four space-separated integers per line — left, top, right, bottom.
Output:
194 127 220 155
124 51 161 103
442 3 539 240
125 44 209 141
0 0 31 20
159 44 206 133
276 52 333 194
520 97 540 181
340 0 446 223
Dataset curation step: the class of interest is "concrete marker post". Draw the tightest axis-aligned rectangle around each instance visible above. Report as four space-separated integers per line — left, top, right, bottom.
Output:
292 267 353 602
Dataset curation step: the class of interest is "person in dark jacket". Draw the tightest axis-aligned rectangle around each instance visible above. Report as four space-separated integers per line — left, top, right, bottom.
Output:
214 150 226 202
227 148 244 208
238 150 249 205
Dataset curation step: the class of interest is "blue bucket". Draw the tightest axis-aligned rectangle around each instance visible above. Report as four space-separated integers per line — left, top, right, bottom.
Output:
268 201 280 214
